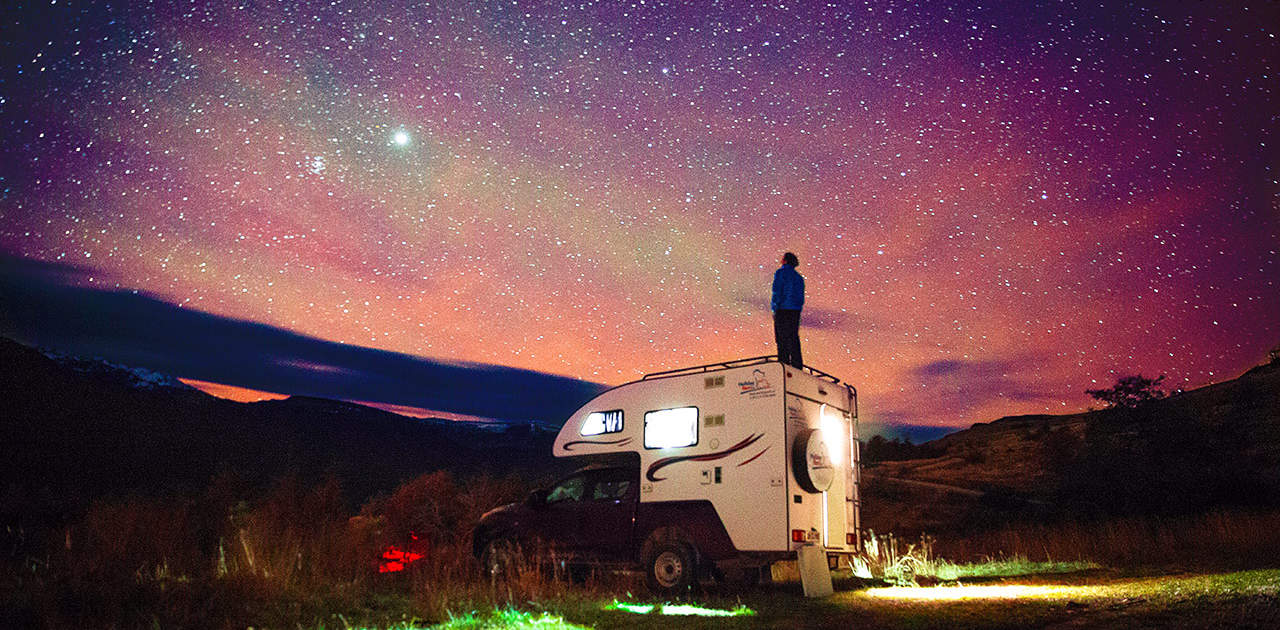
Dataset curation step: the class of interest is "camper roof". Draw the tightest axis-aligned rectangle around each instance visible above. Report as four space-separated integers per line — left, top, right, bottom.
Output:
640 355 842 384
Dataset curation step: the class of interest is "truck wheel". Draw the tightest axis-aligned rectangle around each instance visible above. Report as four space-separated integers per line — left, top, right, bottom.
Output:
480 538 519 581
643 541 697 594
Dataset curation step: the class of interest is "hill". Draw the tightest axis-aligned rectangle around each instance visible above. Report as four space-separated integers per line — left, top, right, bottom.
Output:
864 361 1280 534
0 337 569 526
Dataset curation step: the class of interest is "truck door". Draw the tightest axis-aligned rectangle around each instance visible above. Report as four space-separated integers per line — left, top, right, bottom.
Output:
580 468 639 561
533 472 591 555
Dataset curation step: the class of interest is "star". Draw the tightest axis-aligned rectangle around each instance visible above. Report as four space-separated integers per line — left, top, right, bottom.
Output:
393 130 410 146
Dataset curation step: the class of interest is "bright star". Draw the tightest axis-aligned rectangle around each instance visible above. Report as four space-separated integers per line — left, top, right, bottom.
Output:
393 130 409 146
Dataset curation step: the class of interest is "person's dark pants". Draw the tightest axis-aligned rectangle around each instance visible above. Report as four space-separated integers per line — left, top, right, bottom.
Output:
774 309 803 368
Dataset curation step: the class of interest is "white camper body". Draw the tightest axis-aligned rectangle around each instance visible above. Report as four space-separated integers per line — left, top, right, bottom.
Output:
552 357 861 560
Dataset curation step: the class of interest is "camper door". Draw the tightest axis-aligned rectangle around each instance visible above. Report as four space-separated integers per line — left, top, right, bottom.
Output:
785 390 852 550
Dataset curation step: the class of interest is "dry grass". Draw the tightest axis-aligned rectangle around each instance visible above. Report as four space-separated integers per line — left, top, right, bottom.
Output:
856 530 1093 586
932 510 1280 570
5 469 1279 628
860 511 1280 585
1 470 585 627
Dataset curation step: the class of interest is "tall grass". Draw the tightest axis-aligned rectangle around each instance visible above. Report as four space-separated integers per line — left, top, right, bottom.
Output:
932 510 1280 570
858 511 1280 586
2 469 606 628
6 468 1279 626
856 530 1091 586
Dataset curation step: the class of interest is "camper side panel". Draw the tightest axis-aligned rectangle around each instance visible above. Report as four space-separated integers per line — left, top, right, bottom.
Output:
636 363 788 553
551 362 799 553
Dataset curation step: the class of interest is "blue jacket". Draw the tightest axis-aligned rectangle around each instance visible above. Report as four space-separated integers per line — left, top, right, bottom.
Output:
771 265 805 311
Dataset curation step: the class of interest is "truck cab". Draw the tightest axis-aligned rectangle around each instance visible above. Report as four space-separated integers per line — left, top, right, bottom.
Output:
474 465 640 566
473 356 861 594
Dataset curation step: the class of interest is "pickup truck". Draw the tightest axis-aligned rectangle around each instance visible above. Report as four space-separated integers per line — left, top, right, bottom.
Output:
472 464 740 593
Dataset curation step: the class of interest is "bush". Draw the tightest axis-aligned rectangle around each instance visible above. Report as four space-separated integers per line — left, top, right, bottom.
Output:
1085 374 1167 409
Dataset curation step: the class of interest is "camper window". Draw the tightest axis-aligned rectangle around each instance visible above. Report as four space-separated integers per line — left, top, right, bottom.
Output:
580 409 624 436
643 406 699 449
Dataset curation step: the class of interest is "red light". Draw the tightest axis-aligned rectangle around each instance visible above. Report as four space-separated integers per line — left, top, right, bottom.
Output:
379 545 425 573
846 533 856 545
791 529 805 542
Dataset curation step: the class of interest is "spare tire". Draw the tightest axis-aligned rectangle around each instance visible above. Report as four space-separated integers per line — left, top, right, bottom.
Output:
792 428 835 493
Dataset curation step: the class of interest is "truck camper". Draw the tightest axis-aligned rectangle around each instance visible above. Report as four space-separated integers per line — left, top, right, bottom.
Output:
472 356 862 594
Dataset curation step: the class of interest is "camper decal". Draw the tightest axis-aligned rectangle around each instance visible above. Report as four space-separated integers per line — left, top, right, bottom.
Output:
645 433 764 481
737 369 776 399
736 446 770 468
563 437 634 451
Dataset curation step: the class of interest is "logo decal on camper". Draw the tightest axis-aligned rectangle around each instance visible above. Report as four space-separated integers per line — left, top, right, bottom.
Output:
645 433 764 481
737 369 776 399
563 437 634 451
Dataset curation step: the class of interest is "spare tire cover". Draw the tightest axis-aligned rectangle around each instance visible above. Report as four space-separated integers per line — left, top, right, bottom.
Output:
792 428 835 493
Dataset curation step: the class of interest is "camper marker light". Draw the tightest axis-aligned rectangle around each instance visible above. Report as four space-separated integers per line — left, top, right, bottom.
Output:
792 529 805 542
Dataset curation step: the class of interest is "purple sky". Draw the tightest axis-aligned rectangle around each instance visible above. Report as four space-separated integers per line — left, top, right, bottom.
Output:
1 1 1276 430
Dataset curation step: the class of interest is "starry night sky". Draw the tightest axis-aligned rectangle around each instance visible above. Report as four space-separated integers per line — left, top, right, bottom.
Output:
1 1 1277 431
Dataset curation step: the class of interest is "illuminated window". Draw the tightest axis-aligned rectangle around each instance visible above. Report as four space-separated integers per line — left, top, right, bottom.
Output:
580 409 624 436
644 407 698 449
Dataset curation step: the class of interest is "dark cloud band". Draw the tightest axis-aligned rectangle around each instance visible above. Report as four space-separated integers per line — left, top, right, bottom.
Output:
0 256 607 424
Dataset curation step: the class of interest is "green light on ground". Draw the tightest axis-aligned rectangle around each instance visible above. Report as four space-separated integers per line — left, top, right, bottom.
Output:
610 602 655 614
607 601 755 617
430 608 590 629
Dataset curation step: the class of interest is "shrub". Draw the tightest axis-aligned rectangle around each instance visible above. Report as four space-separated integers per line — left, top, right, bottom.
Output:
1085 374 1167 409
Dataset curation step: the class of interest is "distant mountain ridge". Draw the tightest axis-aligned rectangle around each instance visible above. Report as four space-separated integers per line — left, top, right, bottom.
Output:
39 349 198 392
866 359 1280 531
0 337 569 525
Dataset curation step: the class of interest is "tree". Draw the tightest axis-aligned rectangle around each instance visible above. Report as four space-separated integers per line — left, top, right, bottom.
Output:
1085 374 1167 409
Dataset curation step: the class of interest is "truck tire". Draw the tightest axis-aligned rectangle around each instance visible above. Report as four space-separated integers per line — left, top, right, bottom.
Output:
643 540 697 594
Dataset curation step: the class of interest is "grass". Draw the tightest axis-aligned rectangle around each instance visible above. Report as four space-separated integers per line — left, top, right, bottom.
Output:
932 557 1097 581
4 470 1279 628
838 569 1280 630
933 510 1280 570
431 608 591 630
425 569 1279 630
856 529 1097 586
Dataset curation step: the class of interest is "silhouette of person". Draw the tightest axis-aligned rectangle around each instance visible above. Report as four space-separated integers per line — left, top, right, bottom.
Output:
771 252 804 368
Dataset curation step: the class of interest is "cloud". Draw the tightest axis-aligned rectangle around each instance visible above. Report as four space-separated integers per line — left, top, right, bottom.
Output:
873 357 1057 425
914 359 967 377
0 255 607 424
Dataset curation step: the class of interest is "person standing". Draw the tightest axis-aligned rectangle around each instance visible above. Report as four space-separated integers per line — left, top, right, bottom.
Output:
771 252 805 368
